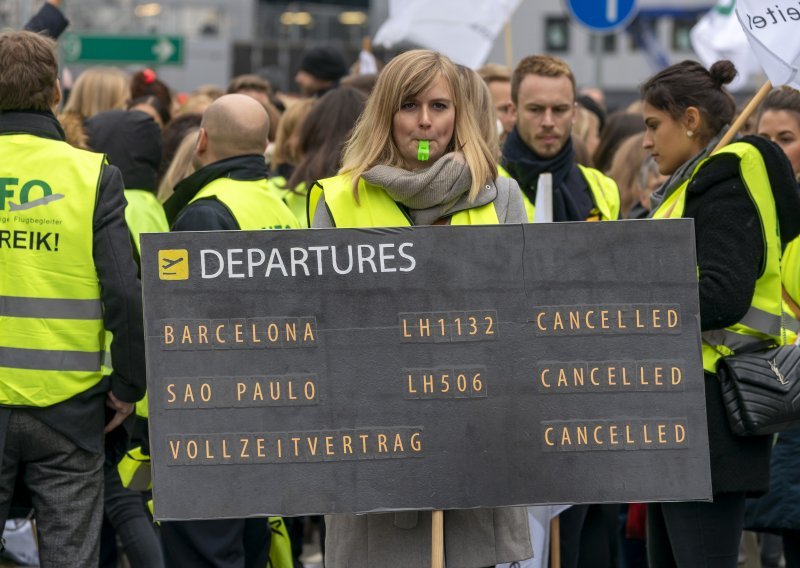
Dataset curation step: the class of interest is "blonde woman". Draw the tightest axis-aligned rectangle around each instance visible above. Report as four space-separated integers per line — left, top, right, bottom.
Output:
59 66 128 148
310 49 531 568
310 49 526 231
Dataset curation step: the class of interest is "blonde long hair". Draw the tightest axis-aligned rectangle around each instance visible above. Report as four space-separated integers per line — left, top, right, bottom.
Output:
62 67 129 118
340 49 495 201
457 64 500 161
157 128 199 203
60 67 129 149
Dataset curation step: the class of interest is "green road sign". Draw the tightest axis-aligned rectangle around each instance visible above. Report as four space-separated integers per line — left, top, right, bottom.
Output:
61 34 184 65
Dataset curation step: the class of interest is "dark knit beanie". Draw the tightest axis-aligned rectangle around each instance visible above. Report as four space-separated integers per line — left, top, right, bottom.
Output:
299 45 349 82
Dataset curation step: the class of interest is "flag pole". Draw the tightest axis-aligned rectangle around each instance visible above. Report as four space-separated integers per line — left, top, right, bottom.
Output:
712 80 772 153
504 21 513 68
550 516 561 568
432 510 444 568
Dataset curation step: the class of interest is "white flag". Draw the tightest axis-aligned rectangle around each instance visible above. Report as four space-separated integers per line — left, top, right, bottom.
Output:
357 49 378 75
373 0 521 69
495 506 571 568
736 0 800 89
690 0 760 91
532 174 553 224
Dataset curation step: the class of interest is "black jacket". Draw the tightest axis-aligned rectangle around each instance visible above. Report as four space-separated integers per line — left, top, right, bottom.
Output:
24 2 69 38
0 111 146 453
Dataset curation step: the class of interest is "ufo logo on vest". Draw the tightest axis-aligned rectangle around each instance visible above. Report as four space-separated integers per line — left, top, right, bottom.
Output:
0 178 65 212
159 249 189 280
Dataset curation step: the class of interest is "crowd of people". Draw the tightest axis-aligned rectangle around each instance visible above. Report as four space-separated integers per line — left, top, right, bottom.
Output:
3 1 800 567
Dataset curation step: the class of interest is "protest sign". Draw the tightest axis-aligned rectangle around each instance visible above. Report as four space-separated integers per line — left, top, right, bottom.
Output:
141 221 711 521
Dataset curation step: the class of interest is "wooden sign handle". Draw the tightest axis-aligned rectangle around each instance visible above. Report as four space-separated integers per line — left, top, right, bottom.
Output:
712 80 773 154
550 516 561 568
432 510 444 568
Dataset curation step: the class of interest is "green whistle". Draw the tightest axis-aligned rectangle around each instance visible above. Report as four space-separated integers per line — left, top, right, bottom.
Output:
417 140 430 161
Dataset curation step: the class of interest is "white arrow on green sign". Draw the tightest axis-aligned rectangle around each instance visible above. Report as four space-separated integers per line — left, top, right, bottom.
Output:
61 34 184 65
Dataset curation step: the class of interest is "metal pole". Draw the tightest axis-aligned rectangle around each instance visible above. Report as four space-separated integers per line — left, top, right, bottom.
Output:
504 21 513 68
18 0 31 29
593 33 602 88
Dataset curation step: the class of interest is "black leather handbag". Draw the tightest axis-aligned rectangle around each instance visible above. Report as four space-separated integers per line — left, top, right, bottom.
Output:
717 343 800 436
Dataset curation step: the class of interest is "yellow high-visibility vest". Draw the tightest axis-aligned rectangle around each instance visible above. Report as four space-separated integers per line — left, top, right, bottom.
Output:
308 174 500 227
187 178 299 230
652 142 786 373
517 165 620 222
0 134 106 406
124 189 168 254
266 177 308 228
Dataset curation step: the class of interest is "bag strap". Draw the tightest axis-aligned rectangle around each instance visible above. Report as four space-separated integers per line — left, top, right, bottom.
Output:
734 339 780 355
783 285 800 321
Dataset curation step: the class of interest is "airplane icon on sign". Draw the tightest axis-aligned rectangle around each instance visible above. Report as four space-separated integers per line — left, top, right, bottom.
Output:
158 249 189 280
160 257 184 274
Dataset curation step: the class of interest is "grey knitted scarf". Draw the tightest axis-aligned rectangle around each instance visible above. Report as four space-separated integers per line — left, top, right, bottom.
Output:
361 153 494 225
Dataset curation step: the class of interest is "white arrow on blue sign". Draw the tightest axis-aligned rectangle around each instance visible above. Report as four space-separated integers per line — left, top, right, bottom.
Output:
565 0 638 33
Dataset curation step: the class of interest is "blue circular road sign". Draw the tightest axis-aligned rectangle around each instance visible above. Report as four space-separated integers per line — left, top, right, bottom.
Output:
565 0 638 33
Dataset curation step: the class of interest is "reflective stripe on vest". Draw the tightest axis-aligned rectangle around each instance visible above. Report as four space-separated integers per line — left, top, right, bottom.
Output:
188 178 300 230
124 189 168 255
0 134 106 406
652 142 785 373
518 166 620 222
311 174 500 227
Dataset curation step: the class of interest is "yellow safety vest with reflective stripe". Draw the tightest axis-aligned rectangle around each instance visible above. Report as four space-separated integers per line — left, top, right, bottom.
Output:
652 142 786 373
518 165 620 222
124 189 168 254
188 178 300 230
0 134 106 406
309 174 500 227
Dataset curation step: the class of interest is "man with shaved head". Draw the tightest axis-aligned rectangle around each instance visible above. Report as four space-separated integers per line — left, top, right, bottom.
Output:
161 94 297 568
164 94 298 231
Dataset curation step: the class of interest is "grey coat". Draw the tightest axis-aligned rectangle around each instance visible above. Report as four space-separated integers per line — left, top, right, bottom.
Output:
325 508 533 567
316 175 533 567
